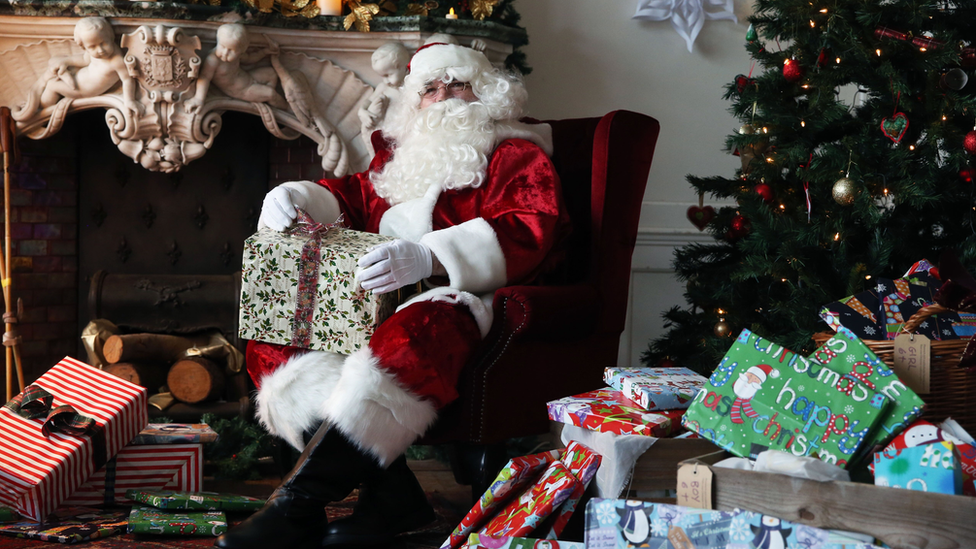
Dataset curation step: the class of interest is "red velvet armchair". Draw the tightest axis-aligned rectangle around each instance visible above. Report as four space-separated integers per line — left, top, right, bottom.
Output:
420 110 661 496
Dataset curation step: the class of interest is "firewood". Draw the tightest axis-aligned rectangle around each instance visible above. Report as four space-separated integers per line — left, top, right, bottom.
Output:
103 362 168 393
103 333 199 364
167 357 225 404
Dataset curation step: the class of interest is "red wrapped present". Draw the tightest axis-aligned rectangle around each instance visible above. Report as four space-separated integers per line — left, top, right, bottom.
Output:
0 357 147 522
62 443 202 507
544 441 601 538
440 450 560 549
547 388 682 437
479 461 581 538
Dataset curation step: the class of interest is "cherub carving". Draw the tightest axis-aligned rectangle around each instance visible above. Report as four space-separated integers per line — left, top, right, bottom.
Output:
14 17 141 121
358 41 409 152
185 23 289 114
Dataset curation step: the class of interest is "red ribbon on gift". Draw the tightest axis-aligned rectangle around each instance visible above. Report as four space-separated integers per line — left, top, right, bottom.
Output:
287 210 346 348
3 384 107 468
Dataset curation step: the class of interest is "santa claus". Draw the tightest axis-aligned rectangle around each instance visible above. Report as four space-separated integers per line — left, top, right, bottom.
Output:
729 364 772 425
215 43 569 549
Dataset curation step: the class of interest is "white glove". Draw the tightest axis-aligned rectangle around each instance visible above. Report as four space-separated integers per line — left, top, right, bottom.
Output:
258 185 306 232
357 240 433 294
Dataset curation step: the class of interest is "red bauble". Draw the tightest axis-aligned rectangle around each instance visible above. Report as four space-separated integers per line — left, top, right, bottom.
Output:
753 183 774 203
729 215 751 238
965 131 976 154
656 357 676 369
961 167 976 183
783 58 804 82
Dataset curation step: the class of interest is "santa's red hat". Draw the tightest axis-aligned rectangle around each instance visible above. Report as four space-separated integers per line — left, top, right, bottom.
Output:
746 363 773 383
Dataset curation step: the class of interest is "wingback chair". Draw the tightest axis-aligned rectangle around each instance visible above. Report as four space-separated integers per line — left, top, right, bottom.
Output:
420 110 661 498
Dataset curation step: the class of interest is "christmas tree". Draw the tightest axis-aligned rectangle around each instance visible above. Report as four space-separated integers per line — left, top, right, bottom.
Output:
645 0 976 374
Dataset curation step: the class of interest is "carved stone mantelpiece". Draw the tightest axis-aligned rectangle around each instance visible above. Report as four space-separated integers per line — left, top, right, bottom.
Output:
0 6 523 174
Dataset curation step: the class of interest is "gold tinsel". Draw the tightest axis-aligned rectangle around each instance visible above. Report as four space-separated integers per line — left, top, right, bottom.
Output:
406 1 438 16
469 0 499 20
345 1 381 31
240 0 319 16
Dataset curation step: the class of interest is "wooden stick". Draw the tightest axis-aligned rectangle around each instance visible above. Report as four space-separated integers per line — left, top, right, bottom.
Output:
0 106 18 400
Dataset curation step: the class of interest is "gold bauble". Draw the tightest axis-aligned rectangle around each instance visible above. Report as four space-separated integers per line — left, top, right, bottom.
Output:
739 124 755 135
714 320 731 337
832 177 857 205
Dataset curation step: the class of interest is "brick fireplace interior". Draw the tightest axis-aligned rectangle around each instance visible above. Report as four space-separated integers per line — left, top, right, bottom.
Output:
3 107 323 398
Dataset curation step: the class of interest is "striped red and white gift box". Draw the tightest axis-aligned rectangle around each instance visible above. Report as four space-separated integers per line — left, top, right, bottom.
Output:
62 443 202 507
0 357 147 522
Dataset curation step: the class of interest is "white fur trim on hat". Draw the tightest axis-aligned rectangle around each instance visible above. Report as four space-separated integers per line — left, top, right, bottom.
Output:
409 43 493 80
321 347 438 467
254 350 345 452
747 364 773 383
419 218 507 294
397 287 493 338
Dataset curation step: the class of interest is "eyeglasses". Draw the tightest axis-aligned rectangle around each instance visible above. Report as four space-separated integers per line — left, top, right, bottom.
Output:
419 81 471 99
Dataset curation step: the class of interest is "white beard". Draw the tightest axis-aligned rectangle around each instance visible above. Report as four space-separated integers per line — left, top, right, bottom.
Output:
370 98 496 206
733 374 761 400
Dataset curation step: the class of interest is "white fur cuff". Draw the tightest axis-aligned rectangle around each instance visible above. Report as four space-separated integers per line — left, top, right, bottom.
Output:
420 218 507 294
398 287 493 338
321 347 438 467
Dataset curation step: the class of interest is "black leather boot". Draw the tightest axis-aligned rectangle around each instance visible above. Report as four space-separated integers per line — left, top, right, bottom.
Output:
214 424 379 549
321 455 436 546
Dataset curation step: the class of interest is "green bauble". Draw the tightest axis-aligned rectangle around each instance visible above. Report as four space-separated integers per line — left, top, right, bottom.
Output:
746 24 758 42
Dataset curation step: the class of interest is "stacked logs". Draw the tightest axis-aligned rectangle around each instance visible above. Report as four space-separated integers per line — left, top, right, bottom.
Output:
102 333 225 404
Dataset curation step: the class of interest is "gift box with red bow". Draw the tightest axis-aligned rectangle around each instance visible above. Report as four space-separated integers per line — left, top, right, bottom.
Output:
0 357 147 522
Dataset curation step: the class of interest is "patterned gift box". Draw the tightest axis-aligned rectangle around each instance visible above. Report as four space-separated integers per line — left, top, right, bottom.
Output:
603 366 707 411
441 450 561 549
127 506 227 536
584 500 882 549
810 327 924 452
547 388 680 437
543 441 601 539
0 507 128 544
129 423 218 445
479 461 580 538
874 441 962 494
464 532 584 548
682 329 890 467
62 443 202 506
0 357 148 522
125 490 266 512
239 226 398 354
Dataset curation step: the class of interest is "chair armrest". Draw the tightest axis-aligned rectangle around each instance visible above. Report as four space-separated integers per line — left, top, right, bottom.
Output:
490 284 599 341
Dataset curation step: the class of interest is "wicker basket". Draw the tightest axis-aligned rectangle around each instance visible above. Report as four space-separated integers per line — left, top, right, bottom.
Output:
813 303 976 435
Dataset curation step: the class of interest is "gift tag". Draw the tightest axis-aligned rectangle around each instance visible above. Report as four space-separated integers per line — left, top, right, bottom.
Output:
893 333 930 394
668 526 696 549
676 463 713 509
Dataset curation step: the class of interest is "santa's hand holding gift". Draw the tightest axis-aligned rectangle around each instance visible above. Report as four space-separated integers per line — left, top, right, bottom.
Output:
217 43 570 549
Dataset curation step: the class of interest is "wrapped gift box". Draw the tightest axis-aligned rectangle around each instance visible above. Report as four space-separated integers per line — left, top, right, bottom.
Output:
125 490 266 512
603 366 707 411
464 532 584 548
127 506 227 536
543 441 601 538
441 450 561 549
547 388 681 437
480 461 581 538
0 507 128 544
239 226 398 354
682 329 890 467
129 423 218 445
874 441 962 494
0 357 148 522
810 327 924 451
62 443 202 506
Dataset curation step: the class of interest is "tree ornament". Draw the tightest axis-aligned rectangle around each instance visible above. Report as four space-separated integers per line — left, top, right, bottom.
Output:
687 192 715 231
734 74 755 94
713 319 730 337
881 113 909 143
745 23 757 42
965 131 976 154
940 68 969 91
832 177 857 205
738 124 755 135
729 214 750 237
656 357 676 368
816 48 832 68
783 57 804 82
961 167 975 182
753 182 773 203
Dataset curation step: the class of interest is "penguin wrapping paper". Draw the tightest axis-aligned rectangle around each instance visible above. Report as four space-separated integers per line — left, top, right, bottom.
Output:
682 329 891 467
546 388 683 437
603 366 708 411
441 450 562 549
582 500 884 549
464 533 584 548
809 327 924 453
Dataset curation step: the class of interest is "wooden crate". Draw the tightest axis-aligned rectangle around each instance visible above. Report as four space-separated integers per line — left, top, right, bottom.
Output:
629 438 722 493
682 459 976 549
